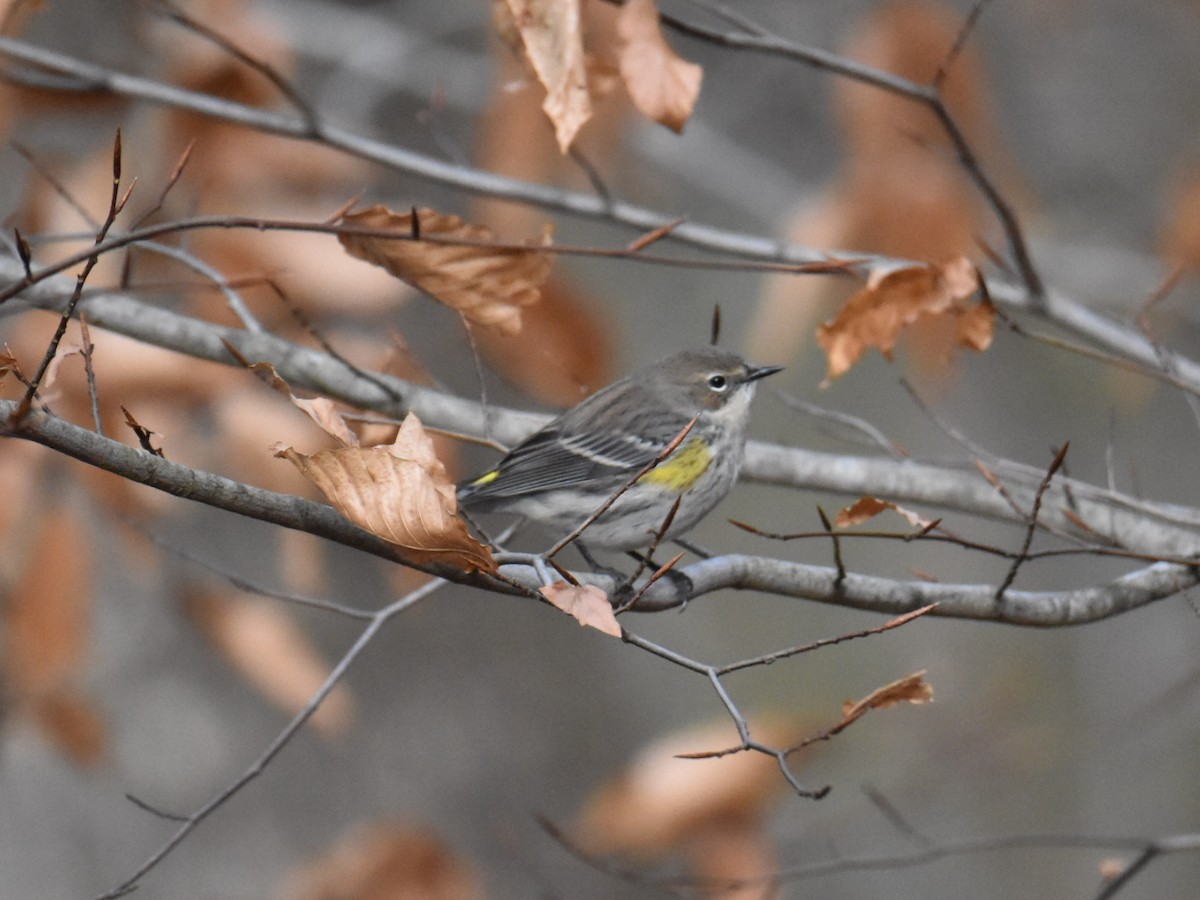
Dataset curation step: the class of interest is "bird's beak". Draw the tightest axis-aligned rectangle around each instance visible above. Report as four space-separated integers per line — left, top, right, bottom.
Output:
742 363 784 384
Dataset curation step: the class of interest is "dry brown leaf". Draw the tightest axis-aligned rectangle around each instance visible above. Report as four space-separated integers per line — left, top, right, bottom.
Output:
338 205 551 336
836 496 935 530
276 414 497 574
841 670 933 727
747 1 1030 372
274 820 482 900
2 504 106 765
685 826 777 900
1159 166 1200 271
575 716 804 859
249 361 358 447
817 257 987 383
539 581 621 637
616 0 703 133
503 0 593 152
31 690 107 767
185 587 354 737
4 506 92 700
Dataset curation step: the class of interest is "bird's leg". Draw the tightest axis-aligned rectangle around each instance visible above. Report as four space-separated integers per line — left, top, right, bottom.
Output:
625 550 695 612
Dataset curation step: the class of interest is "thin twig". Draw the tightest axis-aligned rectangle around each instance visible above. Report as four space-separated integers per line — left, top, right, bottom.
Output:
153 0 319 129
77 314 103 434
817 505 846 586
99 577 447 899
12 130 125 423
995 443 1069 601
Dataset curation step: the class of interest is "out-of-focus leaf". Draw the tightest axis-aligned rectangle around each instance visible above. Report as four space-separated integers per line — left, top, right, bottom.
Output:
31 690 106 767
1160 166 1200 271
472 274 615 406
747 1 1028 371
575 716 805 858
616 0 703 132
3 505 106 765
338 205 551 337
185 587 355 737
274 820 482 900
4 507 91 700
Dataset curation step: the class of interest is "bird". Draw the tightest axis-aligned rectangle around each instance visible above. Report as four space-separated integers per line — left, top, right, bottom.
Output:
458 347 781 552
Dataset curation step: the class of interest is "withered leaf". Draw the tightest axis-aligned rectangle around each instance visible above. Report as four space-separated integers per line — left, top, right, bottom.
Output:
817 257 988 383
616 0 703 133
836 496 935 530
539 581 621 637
338 205 551 336
841 670 933 726
503 0 593 152
277 413 497 574
248 360 358 447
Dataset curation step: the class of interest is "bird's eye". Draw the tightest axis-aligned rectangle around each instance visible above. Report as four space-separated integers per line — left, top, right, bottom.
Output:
707 373 729 392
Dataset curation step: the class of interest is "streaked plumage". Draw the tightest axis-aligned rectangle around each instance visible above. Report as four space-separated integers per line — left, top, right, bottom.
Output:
458 347 781 550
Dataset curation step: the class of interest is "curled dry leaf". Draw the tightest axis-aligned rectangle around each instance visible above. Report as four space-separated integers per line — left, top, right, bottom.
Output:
616 0 703 133
539 581 621 637
338 205 551 336
276 413 497 574
248 361 358 447
841 670 933 727
836 496 935 530
503 0 592 152
817 257 991 384
185 587 355 737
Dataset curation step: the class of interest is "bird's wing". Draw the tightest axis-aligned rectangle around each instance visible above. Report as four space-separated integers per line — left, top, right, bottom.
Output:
458 428 664 505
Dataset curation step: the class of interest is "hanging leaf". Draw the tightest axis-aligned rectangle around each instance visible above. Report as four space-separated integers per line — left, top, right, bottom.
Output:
817 257 989 383
539 581 621 637
247 360 358 447
338 205 551 336
502 0 592 152
616 0 703 133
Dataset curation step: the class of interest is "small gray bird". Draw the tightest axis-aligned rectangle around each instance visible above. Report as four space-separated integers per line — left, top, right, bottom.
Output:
458 347 781 550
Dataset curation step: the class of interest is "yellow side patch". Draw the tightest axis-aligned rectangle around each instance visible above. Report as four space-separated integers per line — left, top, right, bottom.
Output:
471 469 501 487
639 438 713 492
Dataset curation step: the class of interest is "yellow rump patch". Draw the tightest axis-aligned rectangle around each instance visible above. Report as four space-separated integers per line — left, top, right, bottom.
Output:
639 438 713 492
471 469 501 487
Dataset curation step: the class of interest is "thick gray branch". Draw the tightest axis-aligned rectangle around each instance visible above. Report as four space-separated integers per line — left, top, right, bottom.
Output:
2 36 1199 393
11 263 1200 561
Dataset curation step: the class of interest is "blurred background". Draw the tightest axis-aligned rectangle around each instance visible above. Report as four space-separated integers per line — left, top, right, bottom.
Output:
1 0 1199 897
